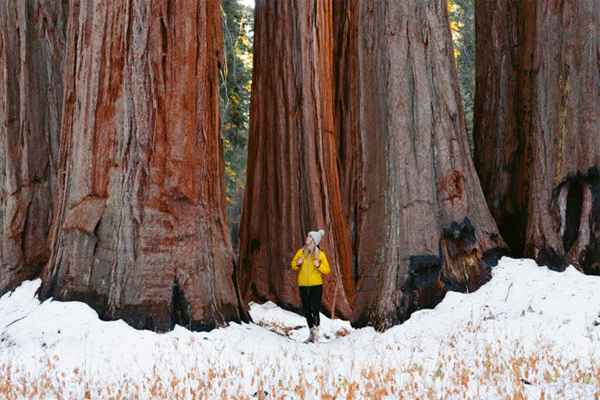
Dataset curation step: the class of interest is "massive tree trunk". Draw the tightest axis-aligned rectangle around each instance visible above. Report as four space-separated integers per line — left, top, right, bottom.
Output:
0 1 67 295
475 0 600 273
239 0 355 319
525 1 600 273
39 0 248 332
348 0 506 330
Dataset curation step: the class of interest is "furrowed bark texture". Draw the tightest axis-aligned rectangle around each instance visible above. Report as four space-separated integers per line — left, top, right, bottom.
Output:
473 0 529 256
475 0 600 273
0 1 67 295
239 0 355 319
333 0 361 281
350 0 506 330
525 1 600 273
39 0 248 332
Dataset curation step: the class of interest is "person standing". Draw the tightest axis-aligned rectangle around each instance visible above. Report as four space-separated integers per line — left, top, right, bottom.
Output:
291 229 331 343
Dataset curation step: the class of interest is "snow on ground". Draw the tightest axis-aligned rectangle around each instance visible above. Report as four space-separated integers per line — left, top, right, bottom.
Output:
1 257 600 399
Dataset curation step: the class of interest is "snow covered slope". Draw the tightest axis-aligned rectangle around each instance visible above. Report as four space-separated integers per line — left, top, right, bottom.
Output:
1 257 599 399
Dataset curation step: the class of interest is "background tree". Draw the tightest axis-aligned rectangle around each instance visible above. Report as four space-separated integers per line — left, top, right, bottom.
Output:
239 0 355 319
473 0 526 256
333 0 360 281
0 0 67 295
475 0 600 273
448 0 475 150
343 0 506 330
220 0 254 253
39 0 248 332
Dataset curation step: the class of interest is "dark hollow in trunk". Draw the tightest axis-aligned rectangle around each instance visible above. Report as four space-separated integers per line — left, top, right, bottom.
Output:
563 179 583 253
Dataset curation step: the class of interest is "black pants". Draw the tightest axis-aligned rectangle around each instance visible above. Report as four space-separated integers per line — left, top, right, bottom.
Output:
299 285 322 328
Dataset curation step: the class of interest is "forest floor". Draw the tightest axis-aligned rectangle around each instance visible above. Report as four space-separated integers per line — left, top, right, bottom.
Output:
1 258 600 399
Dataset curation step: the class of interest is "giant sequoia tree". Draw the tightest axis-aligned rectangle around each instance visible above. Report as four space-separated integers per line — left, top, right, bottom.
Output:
0 1 66 295
239 0 355 318
341 0 506 330
475 0 600 273
333 0 360 281
39 0 248 331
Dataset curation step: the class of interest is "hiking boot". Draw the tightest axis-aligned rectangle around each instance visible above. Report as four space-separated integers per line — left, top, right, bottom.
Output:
304 328 314 343
312 327 319 343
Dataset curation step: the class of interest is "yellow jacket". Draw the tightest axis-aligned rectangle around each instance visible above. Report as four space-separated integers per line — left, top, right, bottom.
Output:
291 248 331 286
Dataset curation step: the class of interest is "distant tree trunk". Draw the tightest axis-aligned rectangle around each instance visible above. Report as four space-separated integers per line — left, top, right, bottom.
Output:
0 1 67 295
473 0 530 257
39 0 248 332
348 0 506 330
333 0 361 281
475 0 600 273
239 0 355 319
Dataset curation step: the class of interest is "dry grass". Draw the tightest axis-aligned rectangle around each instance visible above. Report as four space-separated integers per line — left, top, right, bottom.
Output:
1 341 599 400
1 315 599 399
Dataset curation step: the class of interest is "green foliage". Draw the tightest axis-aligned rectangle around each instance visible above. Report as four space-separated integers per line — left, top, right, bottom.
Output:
448 0 475 153
220 0 253 248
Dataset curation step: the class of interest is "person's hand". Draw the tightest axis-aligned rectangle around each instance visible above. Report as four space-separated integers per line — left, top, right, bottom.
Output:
313 258 320 269
296 257 304 266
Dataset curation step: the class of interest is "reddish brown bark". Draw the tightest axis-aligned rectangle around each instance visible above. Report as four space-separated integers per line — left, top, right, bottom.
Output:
345 0 506 330
475 0 600 273
239 0 355 319
333 0 361 280
0 1 67 295
39 0 248 332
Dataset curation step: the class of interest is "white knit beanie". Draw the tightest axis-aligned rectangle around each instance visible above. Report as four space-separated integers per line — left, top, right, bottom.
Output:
308 229 325 246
